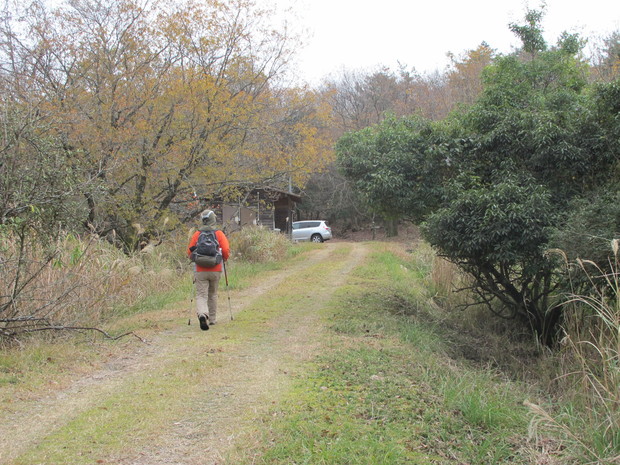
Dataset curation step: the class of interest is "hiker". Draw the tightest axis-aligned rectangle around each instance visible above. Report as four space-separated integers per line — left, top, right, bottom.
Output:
187 209 230 330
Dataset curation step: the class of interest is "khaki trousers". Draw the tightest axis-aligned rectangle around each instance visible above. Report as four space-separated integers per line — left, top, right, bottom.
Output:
194 271 221 323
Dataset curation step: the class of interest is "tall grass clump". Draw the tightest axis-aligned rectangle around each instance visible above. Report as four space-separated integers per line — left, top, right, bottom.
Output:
1 229 187 341
527 240 620 464
228 226 292 263
408 242 472 315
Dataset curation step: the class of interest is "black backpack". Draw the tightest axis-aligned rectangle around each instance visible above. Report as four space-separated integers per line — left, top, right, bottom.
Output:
190 230 222 267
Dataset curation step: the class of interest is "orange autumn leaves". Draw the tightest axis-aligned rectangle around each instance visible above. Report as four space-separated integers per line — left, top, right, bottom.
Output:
15 0 333 240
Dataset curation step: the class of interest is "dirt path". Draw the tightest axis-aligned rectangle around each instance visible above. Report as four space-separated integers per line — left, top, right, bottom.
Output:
0 242 368 465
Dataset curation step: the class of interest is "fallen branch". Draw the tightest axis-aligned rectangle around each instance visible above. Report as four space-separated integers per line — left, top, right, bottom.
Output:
2 325 147 343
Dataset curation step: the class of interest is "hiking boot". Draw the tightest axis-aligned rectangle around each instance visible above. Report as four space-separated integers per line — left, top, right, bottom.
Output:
198 315 209 331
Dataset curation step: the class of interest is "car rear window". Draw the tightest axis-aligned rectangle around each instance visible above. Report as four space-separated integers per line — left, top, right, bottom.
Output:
294 221 321 228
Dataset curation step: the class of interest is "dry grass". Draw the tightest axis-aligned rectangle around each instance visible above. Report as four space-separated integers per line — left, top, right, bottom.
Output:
527 241 620 463
228 226 293 263
0 231 187 340
429 254 471 311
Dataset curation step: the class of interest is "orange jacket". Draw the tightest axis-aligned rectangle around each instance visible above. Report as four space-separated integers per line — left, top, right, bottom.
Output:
187 229 230 272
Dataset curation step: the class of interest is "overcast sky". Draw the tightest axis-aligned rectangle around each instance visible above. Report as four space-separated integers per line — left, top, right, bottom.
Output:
266 0 620 85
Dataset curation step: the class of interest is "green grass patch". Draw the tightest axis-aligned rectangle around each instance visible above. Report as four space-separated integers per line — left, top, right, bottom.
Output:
113 277 190 318
111 259 279 319
0 340 107 408
442 373 525 430
223 259 283 290
211 244 354 344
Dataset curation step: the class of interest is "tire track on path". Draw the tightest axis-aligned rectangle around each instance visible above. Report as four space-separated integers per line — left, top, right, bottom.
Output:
116 241 367 465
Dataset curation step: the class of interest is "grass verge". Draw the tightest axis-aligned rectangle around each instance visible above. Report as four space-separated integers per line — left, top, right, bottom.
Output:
227 242 534 465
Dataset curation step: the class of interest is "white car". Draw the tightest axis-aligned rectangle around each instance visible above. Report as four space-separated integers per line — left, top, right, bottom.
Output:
292 220 332 243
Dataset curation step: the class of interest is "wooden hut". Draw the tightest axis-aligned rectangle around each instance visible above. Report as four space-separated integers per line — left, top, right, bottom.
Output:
214 188 302 235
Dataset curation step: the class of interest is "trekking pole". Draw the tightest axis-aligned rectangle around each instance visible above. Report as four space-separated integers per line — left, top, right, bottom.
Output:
188 277 195 325
223 260 233 320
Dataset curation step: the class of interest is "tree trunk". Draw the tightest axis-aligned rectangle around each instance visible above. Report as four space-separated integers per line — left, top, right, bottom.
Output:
385 218 398 237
